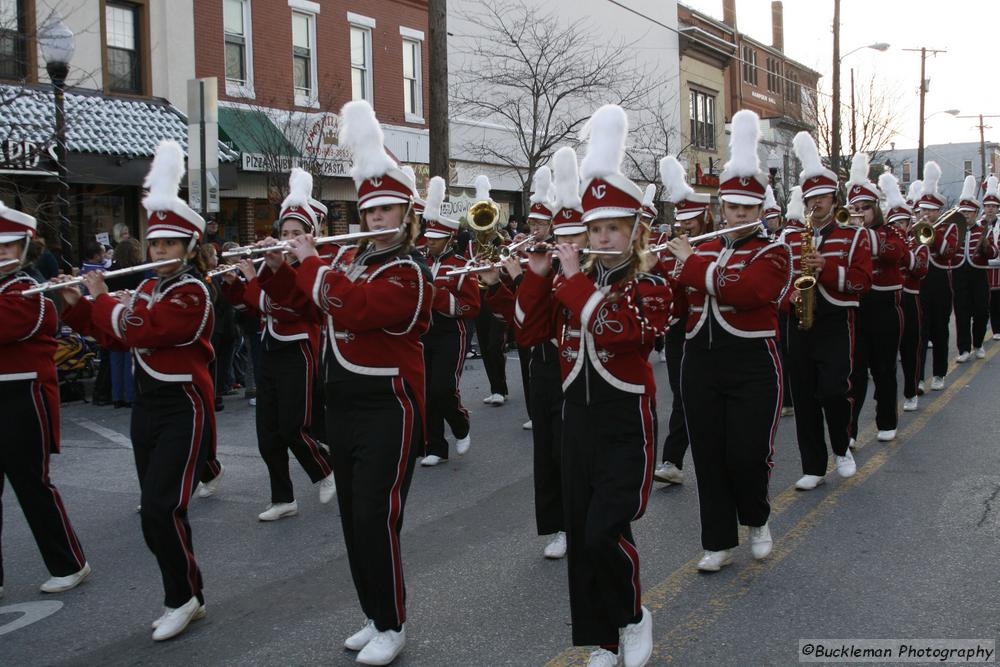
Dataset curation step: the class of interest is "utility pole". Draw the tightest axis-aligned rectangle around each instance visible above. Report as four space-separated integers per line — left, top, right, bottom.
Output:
850 67 856 155
830 0 841 177
904 46 946 179
428 0 450 181
957 114 1000 184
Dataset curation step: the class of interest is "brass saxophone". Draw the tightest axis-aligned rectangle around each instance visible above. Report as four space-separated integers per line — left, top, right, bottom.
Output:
794 207 818 330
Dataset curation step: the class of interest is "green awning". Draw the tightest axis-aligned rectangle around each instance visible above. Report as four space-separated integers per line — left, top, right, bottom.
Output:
218 107 299 157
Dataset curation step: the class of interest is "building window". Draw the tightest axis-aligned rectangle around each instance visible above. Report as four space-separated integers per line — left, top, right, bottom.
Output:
350 25 373 102
742 45 757 86
0 0 28 81
291 9 317 106
964 160 973 177
224 0 253 97
105 2 143 94
401 28 423 122
784 71 800 104
689 89 716 150
767 57 781 94
902 161 911 183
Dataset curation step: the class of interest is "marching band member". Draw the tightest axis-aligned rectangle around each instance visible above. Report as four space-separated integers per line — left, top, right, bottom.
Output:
952 175 997 361
762 185 783 236
916 162 959 391
0 202 89 599
665 110 791 571
982 177 1000 338
517 105 669 667
652 155 711 486
419 176 480 466
783 132 872 490
846 156 907 444
221 169 336 520
281 101 432 665
58 141 213 640
889 176 929 413
778 186 807 418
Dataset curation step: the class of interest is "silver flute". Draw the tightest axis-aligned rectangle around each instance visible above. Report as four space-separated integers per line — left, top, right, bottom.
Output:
21 259 183 296
646 221 762 254
445 248 621 277
205 257 265 279
221 228 400 258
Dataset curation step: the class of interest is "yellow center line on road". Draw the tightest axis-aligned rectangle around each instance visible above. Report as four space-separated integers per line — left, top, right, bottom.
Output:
545 346 996 666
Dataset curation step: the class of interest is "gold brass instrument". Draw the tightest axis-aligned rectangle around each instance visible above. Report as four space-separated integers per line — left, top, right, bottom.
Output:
794 207 818 330
467 198 501 263
911 206 964 248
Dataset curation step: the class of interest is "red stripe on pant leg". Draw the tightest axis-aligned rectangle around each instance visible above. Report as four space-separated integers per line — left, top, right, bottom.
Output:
388 377 415 626
844 309 857 436
177 385 207 598
453 320 470 425
31 381 86 567
617 535 641 619
634 396 655 520
763 339 783 485
297 341 332 476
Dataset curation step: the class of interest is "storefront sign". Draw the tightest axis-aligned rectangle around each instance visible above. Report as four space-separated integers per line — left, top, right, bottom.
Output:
241 152 352 178
0 139 57 172
750 90 777 105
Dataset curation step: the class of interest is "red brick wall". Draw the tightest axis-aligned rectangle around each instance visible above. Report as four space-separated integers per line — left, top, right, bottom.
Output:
194 0 428 127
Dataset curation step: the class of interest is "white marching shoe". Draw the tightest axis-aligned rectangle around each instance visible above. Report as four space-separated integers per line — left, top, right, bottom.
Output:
780 406 795 417
482 393 505 405
795 474 825 491
748 523 773 560
917 380 925 395
420 455 444 467
456 433 471 456
522 419 533 430
620 605 653 667
653 462 683 484
152 602 205 629
697 550 733 572
931 376 945 391
544 532 567 559
993 333 1000 341
587 648 619 667
197 465 225 498
902 396 919 412
877 429 897 442
258 501 298 521
152 597 202 641
848 437 857 450
317 471 337 504
356 625 406 665
658 349 667 363
956 351 970 363
344 618 377 651
40 562 91 593
976 347 986 359
835 450 857 478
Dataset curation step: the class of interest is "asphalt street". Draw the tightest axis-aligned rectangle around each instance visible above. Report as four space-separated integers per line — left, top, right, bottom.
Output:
2 332 1000 666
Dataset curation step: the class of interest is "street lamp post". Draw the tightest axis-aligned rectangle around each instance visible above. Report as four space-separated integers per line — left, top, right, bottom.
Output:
831 32 889 177
39 16 75 268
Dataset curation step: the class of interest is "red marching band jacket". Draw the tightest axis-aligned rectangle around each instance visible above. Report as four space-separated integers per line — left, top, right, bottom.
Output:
281 245 433 431
675 232 792 338
0 272 63 450
62 271 217 407
927 222 959 270
949 222 999 269
902 236 930 295
515 267 672 397
221 262 321 354
779 222 873 310
652 253 687 328
865 223 908 291
426 249 481 328
985 220 1000 289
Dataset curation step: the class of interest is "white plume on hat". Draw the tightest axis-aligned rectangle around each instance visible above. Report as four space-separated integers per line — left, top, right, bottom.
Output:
847 152 870 189
793 131 829 181
339 100 398 187
906 180 924 203
922 161 942 196
530 167 552 205
143 140 186 212
786 186 805 221
879 172 907 210
281 167 313 210
401 165 416 185
551 146 582 212
474 175 492 201
763 185 778 209
641 183 656 208
723 110 762 177
423 176 446 222
960 174 978 201
579 104 627 181
986 175 999 199
659 155 694 204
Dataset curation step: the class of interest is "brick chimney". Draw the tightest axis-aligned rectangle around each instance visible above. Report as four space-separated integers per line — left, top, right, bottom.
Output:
722 0 737 28
771 1 784 51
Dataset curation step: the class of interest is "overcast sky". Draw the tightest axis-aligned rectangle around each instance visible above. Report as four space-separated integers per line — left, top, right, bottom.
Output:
676 0 998 150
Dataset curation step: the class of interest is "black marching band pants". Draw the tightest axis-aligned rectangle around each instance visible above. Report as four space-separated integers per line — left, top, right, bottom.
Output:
920 265 952 380
326 373 421 633
787 306 855 476
131 382 211 607
953 264 990 354
899 292 923 400
530 358 563 535
475 294 508 396
256 341 332 504
682 338 781 551
849 290 902 436
423 325 471 459
0 380 87 587
990 287 1000 335
661 323 690 468
562 393 655 647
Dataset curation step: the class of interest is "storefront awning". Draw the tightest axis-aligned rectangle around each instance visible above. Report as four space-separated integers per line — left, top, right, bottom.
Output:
218 107 299 157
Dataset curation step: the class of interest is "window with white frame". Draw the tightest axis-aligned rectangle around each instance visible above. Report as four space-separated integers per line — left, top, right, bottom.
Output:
351 25 372 102
291 11 314 100
400 28 423 122
224 0 253 96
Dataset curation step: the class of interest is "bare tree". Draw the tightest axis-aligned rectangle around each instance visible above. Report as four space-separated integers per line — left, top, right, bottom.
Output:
624 85 685 205
450 0 668 210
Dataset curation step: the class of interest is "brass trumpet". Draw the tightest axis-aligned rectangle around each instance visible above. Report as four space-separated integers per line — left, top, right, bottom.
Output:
910 207 964 247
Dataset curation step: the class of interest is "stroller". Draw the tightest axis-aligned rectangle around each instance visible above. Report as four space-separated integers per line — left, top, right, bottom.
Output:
54 325 99 402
